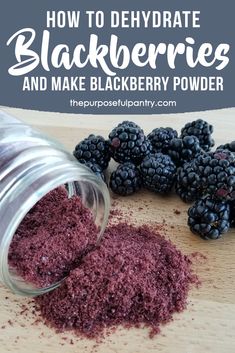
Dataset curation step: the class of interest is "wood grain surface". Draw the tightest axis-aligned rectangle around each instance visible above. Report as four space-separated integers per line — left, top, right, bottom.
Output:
0 106 235 353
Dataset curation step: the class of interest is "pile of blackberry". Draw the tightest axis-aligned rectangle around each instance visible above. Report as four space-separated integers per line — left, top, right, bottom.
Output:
73 121 152 196
73 119 235 240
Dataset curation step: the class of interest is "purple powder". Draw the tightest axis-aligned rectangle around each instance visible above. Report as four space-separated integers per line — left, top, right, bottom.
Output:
8 187 98 287
35 224 198 339
8 188 199 340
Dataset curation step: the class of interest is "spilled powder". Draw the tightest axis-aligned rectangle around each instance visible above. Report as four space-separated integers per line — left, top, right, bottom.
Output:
35 223 198 339
9 188 199 340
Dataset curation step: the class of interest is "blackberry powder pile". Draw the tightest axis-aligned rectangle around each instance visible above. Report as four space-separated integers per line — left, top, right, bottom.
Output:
8 188 198 339
36 223 197 339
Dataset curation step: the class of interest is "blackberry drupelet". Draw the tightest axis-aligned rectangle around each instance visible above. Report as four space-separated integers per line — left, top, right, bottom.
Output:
108 121 152 164
181 119 214 151
147 127 178 153
73 135 111 170
188 197 230 239
175 161 203 202
194 149 235 201
140 153 176 194
167 136 202 167
217 141 235 154
109 163 142 196
77 159 105 181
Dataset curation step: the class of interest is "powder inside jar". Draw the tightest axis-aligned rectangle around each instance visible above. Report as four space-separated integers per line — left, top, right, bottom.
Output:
8 187 98 287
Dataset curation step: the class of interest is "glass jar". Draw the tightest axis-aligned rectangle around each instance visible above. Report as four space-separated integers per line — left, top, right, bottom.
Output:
0 110 110 296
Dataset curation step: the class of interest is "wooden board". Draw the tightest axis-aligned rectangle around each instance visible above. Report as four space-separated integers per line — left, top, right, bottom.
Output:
0 107 235 353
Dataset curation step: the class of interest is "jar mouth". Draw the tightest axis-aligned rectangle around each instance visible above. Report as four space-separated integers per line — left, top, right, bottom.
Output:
0 154 110 296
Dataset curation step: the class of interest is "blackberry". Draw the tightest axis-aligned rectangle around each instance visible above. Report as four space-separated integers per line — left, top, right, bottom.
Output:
77 159 105 181
175 161 203 202
188 197 230 240
147 127 178 153
140 153 176 194
217 141 235 154
73 135 111 170
181 119 214 151
167 136 202 167
194 149 235 201
108 121 152 165
109 163 142 196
